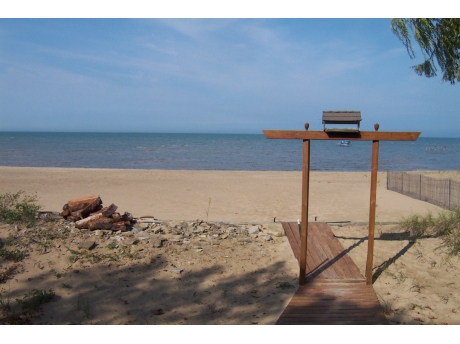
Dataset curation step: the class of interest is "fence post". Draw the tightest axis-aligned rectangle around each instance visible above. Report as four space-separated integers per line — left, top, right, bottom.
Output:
420 174 422 200
449 179 451 210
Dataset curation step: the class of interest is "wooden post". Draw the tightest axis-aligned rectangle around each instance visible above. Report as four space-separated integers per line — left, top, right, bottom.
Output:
299 137 310 285
366 129 380 284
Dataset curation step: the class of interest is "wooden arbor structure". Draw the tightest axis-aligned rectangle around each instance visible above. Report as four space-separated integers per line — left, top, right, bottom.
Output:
264 112 420 285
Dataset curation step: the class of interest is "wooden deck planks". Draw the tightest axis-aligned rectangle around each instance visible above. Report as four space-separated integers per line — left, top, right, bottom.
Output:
281 222 364 281
277 222 387 325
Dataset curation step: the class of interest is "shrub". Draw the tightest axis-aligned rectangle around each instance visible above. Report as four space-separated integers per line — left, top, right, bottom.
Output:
0 191 41 227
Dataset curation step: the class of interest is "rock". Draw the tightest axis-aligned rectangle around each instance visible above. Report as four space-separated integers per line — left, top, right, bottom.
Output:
151 240 162 248
261 223 285 237
78 241 95 250
263 235 273 241
227 227 236 233
70 228 80 235
121 238 139 246
194 226 205 233
83 233 91 239
171 268 184 274
95 230 104 236
136 223 150 230
135 231 150 240
249 226 259 234
220 233 229 239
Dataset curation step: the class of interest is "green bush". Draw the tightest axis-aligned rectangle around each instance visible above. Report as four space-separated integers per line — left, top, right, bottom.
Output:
0 191 41 227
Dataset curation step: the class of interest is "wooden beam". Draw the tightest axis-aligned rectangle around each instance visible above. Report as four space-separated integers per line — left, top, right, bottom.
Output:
366 140 379 285
299 139 310 285
263 130 420 141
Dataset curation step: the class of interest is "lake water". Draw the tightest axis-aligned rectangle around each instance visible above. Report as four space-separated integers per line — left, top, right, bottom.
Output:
0 132 459 171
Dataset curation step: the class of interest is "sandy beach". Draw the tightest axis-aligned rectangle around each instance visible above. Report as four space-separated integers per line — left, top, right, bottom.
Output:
0 167 446 222
1 167 459 325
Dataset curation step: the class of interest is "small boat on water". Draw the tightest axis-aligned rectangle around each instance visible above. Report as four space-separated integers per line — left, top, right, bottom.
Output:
338 140 352 147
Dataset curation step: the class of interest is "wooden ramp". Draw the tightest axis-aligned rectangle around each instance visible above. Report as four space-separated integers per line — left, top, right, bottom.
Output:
277 222 387 325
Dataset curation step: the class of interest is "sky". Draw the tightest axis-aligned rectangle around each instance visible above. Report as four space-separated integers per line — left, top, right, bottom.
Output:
1 6 459 137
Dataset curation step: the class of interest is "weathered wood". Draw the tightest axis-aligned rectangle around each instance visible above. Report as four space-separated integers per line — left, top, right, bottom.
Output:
80 197 103 218
263 130 420 141
102 204 118 217
282 222 364 281
121 212 133 222
299 139 310 285
366 139 379 284
111 212 121 222
111 222 127 232
322 111 361 124
75 213 111 229
67 195 100 212
276 282 387 325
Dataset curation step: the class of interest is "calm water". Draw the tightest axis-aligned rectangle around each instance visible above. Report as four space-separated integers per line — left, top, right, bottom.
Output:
0 132 459 171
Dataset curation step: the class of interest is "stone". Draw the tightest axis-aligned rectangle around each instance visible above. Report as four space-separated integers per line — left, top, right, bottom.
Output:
95 230 104 236
227 227 236 233
263 235 273 241
151 240 162 248
135 231 150 240
70 228 80 235
121 238 139 246
220 233 229 239
261 223 285 237
78 241 95 250
171 268 184 274
249 226 260 234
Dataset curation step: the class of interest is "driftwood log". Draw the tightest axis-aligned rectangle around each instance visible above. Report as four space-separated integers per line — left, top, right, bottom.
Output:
61 196 131 232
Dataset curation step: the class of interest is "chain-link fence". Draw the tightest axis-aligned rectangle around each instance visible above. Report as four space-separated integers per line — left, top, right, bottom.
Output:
387 172 460 210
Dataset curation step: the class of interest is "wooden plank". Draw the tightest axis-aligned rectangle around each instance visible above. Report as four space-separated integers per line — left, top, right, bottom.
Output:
308 223 345 279
282 222 365 281
263 130 420 141
276 282 388 325
282 222 300 262
313 223 363 279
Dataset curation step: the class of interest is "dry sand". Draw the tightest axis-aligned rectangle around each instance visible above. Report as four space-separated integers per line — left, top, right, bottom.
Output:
0 167 445 223
0 167 458 325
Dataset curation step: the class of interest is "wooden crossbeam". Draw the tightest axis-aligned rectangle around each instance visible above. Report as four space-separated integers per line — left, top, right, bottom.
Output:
263 130 420 141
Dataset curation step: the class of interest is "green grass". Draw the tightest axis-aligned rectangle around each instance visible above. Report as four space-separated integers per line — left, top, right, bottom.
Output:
0 265 20 284
106 241 117 250
0 191 42 227
16 289 55 312
0 248 27 262
76 294 92 320
401 208 460 256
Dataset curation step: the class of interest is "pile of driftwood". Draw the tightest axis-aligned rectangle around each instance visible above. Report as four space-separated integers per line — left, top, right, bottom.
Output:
61 195 133 232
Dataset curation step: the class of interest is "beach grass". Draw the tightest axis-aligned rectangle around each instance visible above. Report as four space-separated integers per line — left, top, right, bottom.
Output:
401 208 460 256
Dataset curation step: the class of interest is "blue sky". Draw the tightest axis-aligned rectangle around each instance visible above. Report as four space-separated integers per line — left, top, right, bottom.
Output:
0 17 458 137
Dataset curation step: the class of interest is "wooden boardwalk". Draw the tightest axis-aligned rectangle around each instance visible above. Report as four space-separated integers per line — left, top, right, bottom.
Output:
277 222 387 325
